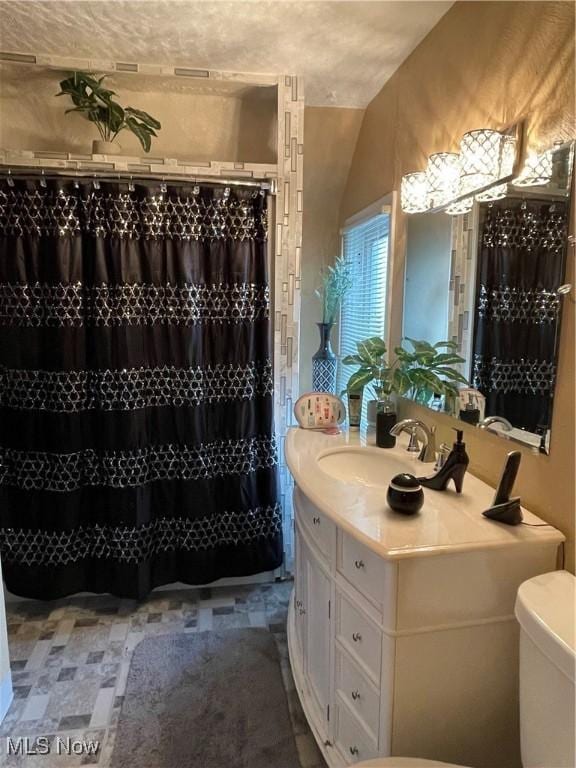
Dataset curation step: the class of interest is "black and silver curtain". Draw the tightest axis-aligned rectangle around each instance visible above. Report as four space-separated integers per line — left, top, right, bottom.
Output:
472 198 568 433
0 179 282 599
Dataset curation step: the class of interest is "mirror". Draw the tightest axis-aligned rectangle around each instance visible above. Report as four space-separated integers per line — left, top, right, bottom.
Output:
403 141 574 454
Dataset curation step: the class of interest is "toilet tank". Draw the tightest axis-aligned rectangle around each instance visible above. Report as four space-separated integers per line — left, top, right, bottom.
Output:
515 571 575 768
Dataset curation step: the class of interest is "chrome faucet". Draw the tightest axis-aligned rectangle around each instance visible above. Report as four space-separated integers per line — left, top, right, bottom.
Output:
390 418 436 463
479 415 513 432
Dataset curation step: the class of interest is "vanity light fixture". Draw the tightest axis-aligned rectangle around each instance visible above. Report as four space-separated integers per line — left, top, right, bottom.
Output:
513 150 553 187
426 152 460 207
400 171 430 213
400 126 520 214
476 183 508 202
459 129 503 194
445 196 474 216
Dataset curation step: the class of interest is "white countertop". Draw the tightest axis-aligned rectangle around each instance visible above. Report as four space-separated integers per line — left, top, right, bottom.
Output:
285 427 564 560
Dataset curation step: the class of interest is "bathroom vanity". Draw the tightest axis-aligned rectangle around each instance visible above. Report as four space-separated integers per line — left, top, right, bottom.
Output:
286 428 564 768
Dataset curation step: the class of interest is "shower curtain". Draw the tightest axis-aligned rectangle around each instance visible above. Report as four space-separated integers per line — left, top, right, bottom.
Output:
472 198 568 434
0 178 282 599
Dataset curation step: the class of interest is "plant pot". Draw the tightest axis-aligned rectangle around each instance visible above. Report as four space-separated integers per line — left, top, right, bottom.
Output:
92 140 122 156
312 322 337 393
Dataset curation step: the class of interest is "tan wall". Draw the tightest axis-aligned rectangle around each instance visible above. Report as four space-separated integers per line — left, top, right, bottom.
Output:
340 1 576 569
300 106 364 391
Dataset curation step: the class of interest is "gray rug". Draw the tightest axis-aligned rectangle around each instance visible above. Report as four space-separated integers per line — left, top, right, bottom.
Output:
111 628 301 768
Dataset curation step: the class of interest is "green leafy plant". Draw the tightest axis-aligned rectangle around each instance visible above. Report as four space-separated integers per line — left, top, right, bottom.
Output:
315 255 353 324
342 336 393 399
56 71 161 153
343 336 468 405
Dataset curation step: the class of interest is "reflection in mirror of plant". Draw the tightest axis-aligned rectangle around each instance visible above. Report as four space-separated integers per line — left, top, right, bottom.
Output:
315 255 353 325
342 336 469 405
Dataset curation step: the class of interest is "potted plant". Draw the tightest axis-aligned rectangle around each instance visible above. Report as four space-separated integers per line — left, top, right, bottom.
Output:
312 255 353 393
342 336 393 426
343 336 468 427
56 71 161 155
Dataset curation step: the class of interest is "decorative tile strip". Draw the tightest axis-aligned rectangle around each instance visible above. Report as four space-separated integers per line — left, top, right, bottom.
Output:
0 503 283 566
0 360 273 412
0 435 278 492
0 282 269 327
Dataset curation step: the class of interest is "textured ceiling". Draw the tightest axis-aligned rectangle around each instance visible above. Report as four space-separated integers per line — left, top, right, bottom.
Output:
0 1 453 107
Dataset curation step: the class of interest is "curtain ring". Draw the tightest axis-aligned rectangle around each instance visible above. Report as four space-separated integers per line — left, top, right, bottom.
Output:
160 178 167 194
39 170 47 188
128 176 135 192
7 169 14 187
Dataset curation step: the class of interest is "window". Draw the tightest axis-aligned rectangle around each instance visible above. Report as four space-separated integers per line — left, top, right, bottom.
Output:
337 213 390 417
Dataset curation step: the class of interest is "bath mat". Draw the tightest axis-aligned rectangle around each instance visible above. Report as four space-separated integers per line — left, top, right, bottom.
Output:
110 628 300 768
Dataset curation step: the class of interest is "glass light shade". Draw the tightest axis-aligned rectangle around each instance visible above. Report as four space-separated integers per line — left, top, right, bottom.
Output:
499 134 517 176
476 183 508 202
512 151 553 187
445 196 474 216
401 172 430 213
426 152 460 207
459 129 502 194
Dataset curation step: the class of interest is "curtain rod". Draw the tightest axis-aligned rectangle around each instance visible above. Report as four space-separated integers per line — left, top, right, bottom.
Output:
0 167 273 191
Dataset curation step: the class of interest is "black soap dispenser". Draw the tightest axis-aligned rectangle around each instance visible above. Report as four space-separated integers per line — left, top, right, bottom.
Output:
418 428 469 493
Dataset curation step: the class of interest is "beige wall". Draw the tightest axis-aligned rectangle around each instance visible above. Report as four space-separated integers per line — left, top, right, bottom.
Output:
300 106 364 391
340 1 576 569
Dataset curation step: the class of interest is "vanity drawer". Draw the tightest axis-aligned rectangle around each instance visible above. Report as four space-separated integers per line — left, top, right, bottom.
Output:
339 531 389 606
335 697 379 765
294 486 335 561
336 590 382 682
336 646 380 739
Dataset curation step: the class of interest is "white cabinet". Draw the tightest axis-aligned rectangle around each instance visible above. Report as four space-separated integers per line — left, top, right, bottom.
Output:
288 486 562 768
304 543 331 724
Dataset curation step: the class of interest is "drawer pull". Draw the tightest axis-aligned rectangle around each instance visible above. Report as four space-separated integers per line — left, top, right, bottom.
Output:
354 559 365 569
351 690 361 701
312 516 321 525
349 746 359 756
352 632 362 642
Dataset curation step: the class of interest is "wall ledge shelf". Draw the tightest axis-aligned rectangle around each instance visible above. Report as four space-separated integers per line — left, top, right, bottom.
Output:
0 148 279 185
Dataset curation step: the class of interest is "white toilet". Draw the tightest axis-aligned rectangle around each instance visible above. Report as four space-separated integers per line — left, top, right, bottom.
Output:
355 570 575 768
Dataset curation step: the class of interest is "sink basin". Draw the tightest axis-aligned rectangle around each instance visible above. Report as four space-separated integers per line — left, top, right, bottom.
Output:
316 447 415 488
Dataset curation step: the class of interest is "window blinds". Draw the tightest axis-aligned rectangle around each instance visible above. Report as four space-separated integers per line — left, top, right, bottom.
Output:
337 213 390 413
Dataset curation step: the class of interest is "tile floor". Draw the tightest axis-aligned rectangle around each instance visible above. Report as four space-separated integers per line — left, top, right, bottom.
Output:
1 580 326 767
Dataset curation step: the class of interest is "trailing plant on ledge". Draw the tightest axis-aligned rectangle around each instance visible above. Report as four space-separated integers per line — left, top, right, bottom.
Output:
56 71 161 153
315 255 353 325
343 336 468 405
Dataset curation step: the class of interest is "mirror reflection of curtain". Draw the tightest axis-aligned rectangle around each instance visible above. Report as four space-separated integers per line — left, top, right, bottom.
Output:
0 179 281 600
472 198 568 433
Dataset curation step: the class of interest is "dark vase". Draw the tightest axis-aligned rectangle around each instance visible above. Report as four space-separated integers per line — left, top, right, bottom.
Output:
312 322 337 393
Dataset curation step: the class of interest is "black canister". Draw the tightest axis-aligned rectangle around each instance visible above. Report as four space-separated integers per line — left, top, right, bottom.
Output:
387 473 424 515
376 402 397 448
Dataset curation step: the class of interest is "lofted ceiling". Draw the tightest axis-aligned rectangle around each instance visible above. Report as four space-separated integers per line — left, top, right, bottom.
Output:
0 1 453 108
